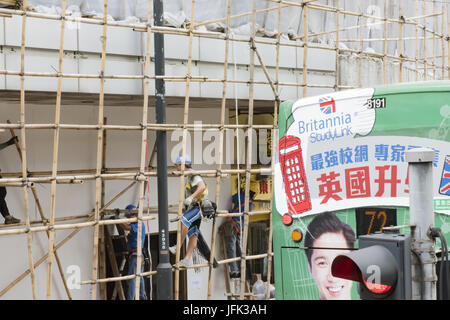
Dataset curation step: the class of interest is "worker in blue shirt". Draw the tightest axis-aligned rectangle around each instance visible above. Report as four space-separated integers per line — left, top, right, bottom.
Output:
118 204 147 300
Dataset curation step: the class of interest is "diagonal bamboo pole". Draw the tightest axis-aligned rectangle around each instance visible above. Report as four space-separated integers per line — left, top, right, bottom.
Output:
46 0 66 300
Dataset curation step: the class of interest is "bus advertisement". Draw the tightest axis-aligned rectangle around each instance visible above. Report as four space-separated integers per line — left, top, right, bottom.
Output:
272 81 450 300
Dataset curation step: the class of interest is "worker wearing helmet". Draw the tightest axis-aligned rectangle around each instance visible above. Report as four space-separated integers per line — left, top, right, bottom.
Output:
170 153 208 267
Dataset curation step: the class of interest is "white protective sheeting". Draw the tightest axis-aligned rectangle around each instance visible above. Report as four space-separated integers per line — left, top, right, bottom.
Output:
24 0 446 60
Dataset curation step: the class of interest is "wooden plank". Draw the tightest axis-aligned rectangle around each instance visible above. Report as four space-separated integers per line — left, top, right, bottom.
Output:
104 226 126 300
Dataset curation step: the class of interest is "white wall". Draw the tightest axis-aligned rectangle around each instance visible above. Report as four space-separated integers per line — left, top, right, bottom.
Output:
0 101 232 300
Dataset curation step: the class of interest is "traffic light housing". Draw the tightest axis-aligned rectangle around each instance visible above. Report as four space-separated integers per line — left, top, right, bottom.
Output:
331 232 411 300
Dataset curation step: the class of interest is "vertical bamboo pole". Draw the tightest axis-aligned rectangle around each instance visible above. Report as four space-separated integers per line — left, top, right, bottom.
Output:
383 0 389 84
206 0 232 300
334 0 339 91
433 0 437 80
46 0 66 299
174 0 197 300
358 0 364 88
99 117 107 300
265 0 283 300
134 1 153 300
399 0 404 83
423 0 427 80
91 0 108 300
302 3 308 97
447 1 450 79
441 6 445 79
18 0 37 300
239 0 257 299
415 0 420 81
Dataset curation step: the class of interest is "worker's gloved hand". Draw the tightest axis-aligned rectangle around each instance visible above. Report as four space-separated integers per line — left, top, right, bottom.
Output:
7 136 18 146
184 196 194 207
114 208 120 218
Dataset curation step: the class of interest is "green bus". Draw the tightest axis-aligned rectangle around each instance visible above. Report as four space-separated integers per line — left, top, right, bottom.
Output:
272 81 450 300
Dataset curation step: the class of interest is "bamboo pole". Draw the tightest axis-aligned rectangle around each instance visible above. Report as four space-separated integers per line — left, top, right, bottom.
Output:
384 0 389 84
0 180 137 298
239 0 257 300
46 0 66 300
174 0 197 300
99 117 107 300
207 0 231 300
447 0 450 79
334 0 339 91
415 0 420 81
133 1 153 300
302 3 308 98
358 0 364 88
90 0 108 300
18 0 37 300
399 0 404 83
265 0 282 299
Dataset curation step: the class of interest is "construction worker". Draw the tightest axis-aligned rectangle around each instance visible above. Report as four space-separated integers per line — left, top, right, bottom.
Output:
0 136 20 225
118 204 147 300
223 190 255 278
169 154 208 267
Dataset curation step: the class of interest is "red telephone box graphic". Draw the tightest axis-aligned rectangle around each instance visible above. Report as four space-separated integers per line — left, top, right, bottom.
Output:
278 135 312 215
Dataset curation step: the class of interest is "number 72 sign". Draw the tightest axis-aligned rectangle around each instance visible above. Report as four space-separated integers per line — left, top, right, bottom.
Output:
355 208 397 237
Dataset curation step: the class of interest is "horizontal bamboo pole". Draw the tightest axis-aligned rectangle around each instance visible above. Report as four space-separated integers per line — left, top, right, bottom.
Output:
0 216 155 236
0 166 273 185
79 250 275 285
0 123 276 131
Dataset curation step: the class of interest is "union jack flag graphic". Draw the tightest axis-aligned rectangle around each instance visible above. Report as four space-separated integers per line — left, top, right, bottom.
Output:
319 96 336 114
440 155 450 195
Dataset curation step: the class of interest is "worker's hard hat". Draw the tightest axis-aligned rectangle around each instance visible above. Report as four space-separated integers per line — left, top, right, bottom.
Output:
175 154 192 166
125 204 137 218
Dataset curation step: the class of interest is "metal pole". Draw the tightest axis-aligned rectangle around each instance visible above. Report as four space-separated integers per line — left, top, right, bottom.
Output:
154 0 173 300
406 148 437 300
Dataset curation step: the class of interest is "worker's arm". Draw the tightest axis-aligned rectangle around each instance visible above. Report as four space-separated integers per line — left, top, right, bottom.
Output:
118 223 132 232
190 180 206 200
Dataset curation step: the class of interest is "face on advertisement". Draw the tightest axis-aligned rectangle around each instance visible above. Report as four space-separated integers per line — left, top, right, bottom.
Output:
308 232 353 300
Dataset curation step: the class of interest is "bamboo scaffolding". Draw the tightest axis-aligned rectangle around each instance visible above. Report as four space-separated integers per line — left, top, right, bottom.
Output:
0 0 448 301
7 122 73 300
0 178 137 298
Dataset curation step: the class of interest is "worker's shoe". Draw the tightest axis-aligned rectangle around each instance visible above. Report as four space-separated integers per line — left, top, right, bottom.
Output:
169 245 176 255
179 258 192 268
4 215 20 224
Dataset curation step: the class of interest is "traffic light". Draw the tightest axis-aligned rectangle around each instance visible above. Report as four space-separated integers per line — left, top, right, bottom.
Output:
331 232 411 300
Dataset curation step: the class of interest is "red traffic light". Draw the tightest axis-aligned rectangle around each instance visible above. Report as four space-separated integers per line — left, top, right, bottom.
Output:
331 245 397 296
